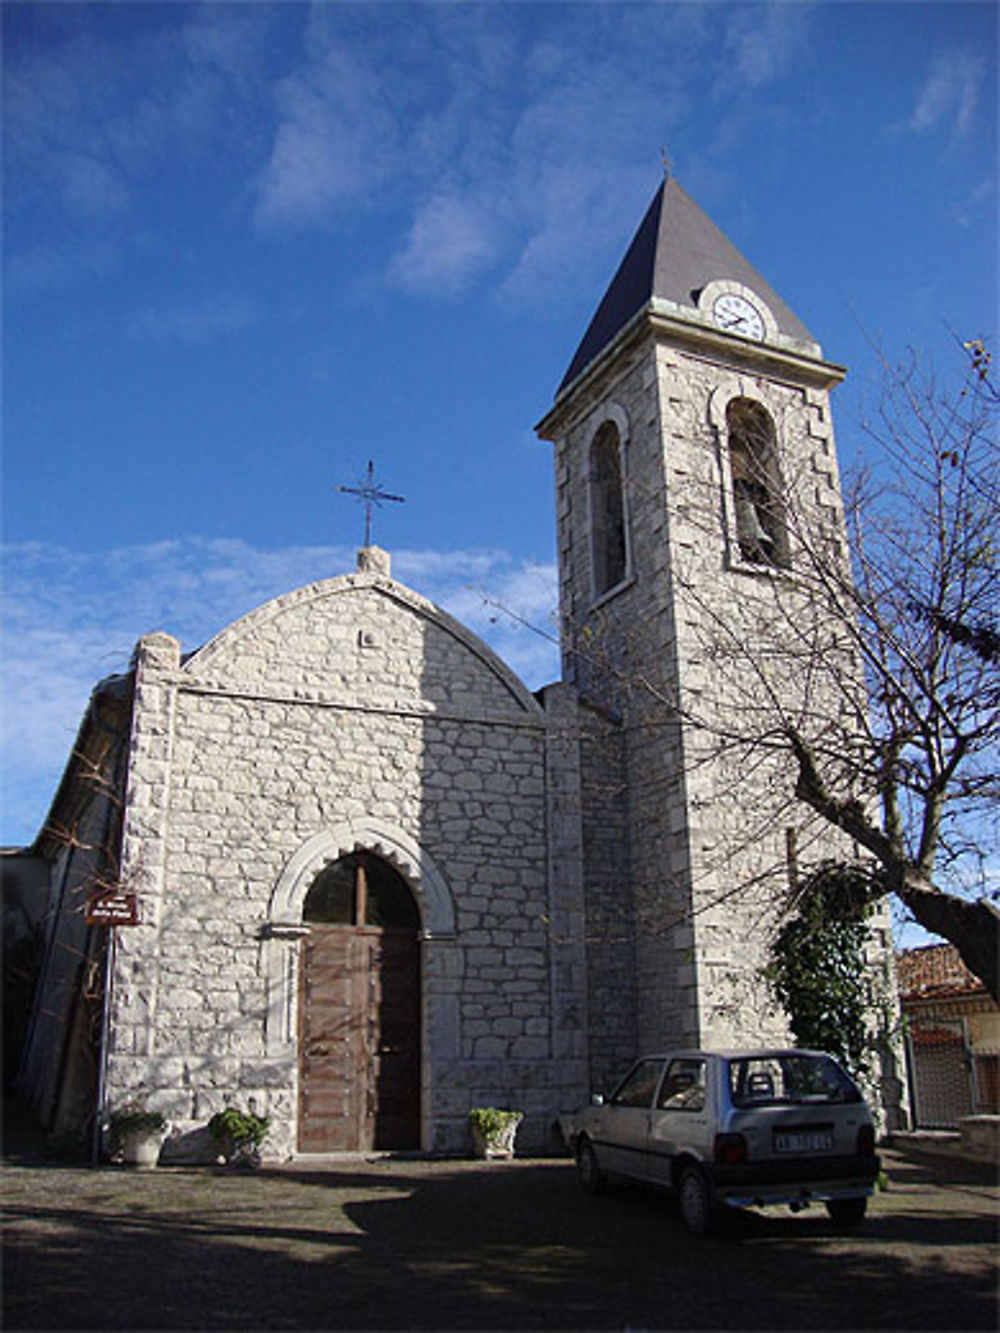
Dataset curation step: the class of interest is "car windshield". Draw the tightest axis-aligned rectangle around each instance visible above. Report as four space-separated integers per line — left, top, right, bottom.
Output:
728 1054 861 1107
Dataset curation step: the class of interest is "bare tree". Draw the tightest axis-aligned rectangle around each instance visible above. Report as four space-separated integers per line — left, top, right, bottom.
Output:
516 341 998 1002
664 341 999 997
788 342 998 995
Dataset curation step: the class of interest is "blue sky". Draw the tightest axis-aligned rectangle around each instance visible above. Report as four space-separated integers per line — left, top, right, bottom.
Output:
3 1 997 883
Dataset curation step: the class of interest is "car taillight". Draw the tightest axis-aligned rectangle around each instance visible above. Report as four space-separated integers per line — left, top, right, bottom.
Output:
713 1132 748 1166
856 1124 875 1155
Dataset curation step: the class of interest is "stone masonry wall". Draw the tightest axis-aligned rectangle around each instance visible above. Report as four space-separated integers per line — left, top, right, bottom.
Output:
553 343 704 1056
548 323 899 1071
105 572 589 1159
655 343 856 1048
576 700 638 1093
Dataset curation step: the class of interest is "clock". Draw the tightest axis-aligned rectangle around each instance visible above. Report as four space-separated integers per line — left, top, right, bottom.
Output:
712 293 766 341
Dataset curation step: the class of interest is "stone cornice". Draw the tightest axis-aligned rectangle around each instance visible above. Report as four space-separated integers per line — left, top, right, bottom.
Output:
171 679 548 731
537 300 846 439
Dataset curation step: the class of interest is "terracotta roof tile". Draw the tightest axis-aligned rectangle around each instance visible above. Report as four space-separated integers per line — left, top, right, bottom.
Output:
896 943 985 999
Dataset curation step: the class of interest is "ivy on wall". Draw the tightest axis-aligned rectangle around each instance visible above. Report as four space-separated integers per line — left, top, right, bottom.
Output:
766 862 879 1080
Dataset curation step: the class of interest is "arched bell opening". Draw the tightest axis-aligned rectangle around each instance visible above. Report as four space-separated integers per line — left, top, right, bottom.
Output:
298 851 421 1152
589 419 629 598
726 398 790 568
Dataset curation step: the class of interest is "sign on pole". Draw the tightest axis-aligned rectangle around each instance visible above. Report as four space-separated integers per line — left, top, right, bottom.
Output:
86 890 139 927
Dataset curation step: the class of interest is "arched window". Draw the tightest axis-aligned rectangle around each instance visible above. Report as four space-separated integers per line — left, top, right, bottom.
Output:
590 421 627 596
726 399 788 568
303 851 420 930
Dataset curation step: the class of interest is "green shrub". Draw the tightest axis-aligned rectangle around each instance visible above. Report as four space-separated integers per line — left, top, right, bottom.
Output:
208 1106 270 1151
109 1101 167 1136
468 1107 522 1140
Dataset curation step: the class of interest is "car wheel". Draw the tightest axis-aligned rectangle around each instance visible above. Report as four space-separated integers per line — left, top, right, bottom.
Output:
825 1197 867 1227
677 1165 716 1234
576 1139 607 1195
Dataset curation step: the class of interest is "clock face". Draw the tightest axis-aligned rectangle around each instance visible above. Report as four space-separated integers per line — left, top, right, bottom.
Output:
712 293 766 341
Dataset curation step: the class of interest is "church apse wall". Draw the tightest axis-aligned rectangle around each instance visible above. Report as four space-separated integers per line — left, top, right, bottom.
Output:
99 561 589 1158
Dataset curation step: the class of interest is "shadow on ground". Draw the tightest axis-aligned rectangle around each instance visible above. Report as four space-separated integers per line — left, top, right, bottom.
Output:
3 1108 997 1331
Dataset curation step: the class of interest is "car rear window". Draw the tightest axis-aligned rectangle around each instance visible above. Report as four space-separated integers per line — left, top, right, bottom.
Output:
728 1054 861 1106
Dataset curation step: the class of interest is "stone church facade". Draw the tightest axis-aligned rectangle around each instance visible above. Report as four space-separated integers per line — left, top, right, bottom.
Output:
15 178 901 1159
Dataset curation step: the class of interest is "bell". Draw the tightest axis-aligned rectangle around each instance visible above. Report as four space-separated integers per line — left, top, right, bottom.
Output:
735 495 773 547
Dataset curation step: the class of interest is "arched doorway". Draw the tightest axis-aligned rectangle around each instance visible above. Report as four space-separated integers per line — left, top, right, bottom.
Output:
298 851 421 1152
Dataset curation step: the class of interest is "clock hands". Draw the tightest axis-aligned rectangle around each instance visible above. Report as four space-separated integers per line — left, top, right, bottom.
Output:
711 292 765 340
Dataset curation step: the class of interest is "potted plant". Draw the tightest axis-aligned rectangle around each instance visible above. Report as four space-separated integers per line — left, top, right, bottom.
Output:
108 1101 168 1168
469 1107 522 1159
208 1106 270 1168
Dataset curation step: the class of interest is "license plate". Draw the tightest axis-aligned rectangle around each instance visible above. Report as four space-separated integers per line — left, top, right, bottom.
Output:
774 1130 833 1153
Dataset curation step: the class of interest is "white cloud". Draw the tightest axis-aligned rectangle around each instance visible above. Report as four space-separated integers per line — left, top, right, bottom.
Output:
5 3 282 238
6 5 730 314
0 538 558 846
129 296 261 344
5 239 120 296
953 176 996 229
497 163 651 311
387 194 498 296
722 2 809 89
908 50 984 138
180 4 275 87
53 148 132 217
7 1 853 361
253 44 396 227
252 6 695 311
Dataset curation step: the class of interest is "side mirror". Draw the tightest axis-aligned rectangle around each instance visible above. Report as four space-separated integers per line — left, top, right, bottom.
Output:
590 1093 605 1107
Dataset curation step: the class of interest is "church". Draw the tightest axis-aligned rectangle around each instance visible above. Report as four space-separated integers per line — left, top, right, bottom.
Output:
14 177 900 1159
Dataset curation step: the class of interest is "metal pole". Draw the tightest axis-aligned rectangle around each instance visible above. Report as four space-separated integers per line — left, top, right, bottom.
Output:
91 925 116 1168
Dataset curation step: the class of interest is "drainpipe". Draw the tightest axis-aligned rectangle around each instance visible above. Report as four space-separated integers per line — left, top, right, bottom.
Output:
90 925 117 1168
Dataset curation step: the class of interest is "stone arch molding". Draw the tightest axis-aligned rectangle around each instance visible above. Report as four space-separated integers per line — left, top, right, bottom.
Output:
261 821 456 1059
268 820 456 939
582 401 634 607
707 376 772 431
707 379 791 573
583 400 630 453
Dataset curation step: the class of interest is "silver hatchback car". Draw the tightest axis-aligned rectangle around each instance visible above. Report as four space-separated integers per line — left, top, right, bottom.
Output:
560 1049 879 1233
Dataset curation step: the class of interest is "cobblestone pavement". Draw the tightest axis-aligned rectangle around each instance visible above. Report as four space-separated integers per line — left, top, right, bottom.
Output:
2 1133 997 1331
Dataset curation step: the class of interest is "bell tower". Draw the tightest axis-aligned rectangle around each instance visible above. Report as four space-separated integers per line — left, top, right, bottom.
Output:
537 178 856 1067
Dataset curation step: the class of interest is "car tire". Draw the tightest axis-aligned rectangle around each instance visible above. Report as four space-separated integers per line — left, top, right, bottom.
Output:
677 1164 717 1234
825 1197 867 1227
576 1139 607 1195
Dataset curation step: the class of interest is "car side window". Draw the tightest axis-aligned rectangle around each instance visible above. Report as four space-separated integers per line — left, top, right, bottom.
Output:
656 1058 707 1112
610 1059 664 1108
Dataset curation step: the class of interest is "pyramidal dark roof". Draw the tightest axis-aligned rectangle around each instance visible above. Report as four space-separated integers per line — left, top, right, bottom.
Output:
559 177 818 392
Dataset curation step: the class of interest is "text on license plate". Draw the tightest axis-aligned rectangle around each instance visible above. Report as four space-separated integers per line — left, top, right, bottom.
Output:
774 1130 833 1153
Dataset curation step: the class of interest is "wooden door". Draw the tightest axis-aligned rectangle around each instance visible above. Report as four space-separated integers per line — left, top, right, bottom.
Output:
368 928 422 1150
298 924 420 1152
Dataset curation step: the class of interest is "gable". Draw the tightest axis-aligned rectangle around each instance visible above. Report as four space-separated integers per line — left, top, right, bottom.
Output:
181 572 541 718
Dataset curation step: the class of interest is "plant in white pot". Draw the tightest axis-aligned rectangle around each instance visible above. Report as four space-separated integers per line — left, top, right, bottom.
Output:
108 1101 168 1168
469 1107 522 1159
208 1106 270 1168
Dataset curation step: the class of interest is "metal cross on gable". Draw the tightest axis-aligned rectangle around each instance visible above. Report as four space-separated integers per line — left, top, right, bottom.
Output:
336 460 406 548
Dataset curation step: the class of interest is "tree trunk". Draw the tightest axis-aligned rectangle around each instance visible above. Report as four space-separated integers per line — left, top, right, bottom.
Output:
896 874 999 1001
789 733 999 1000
